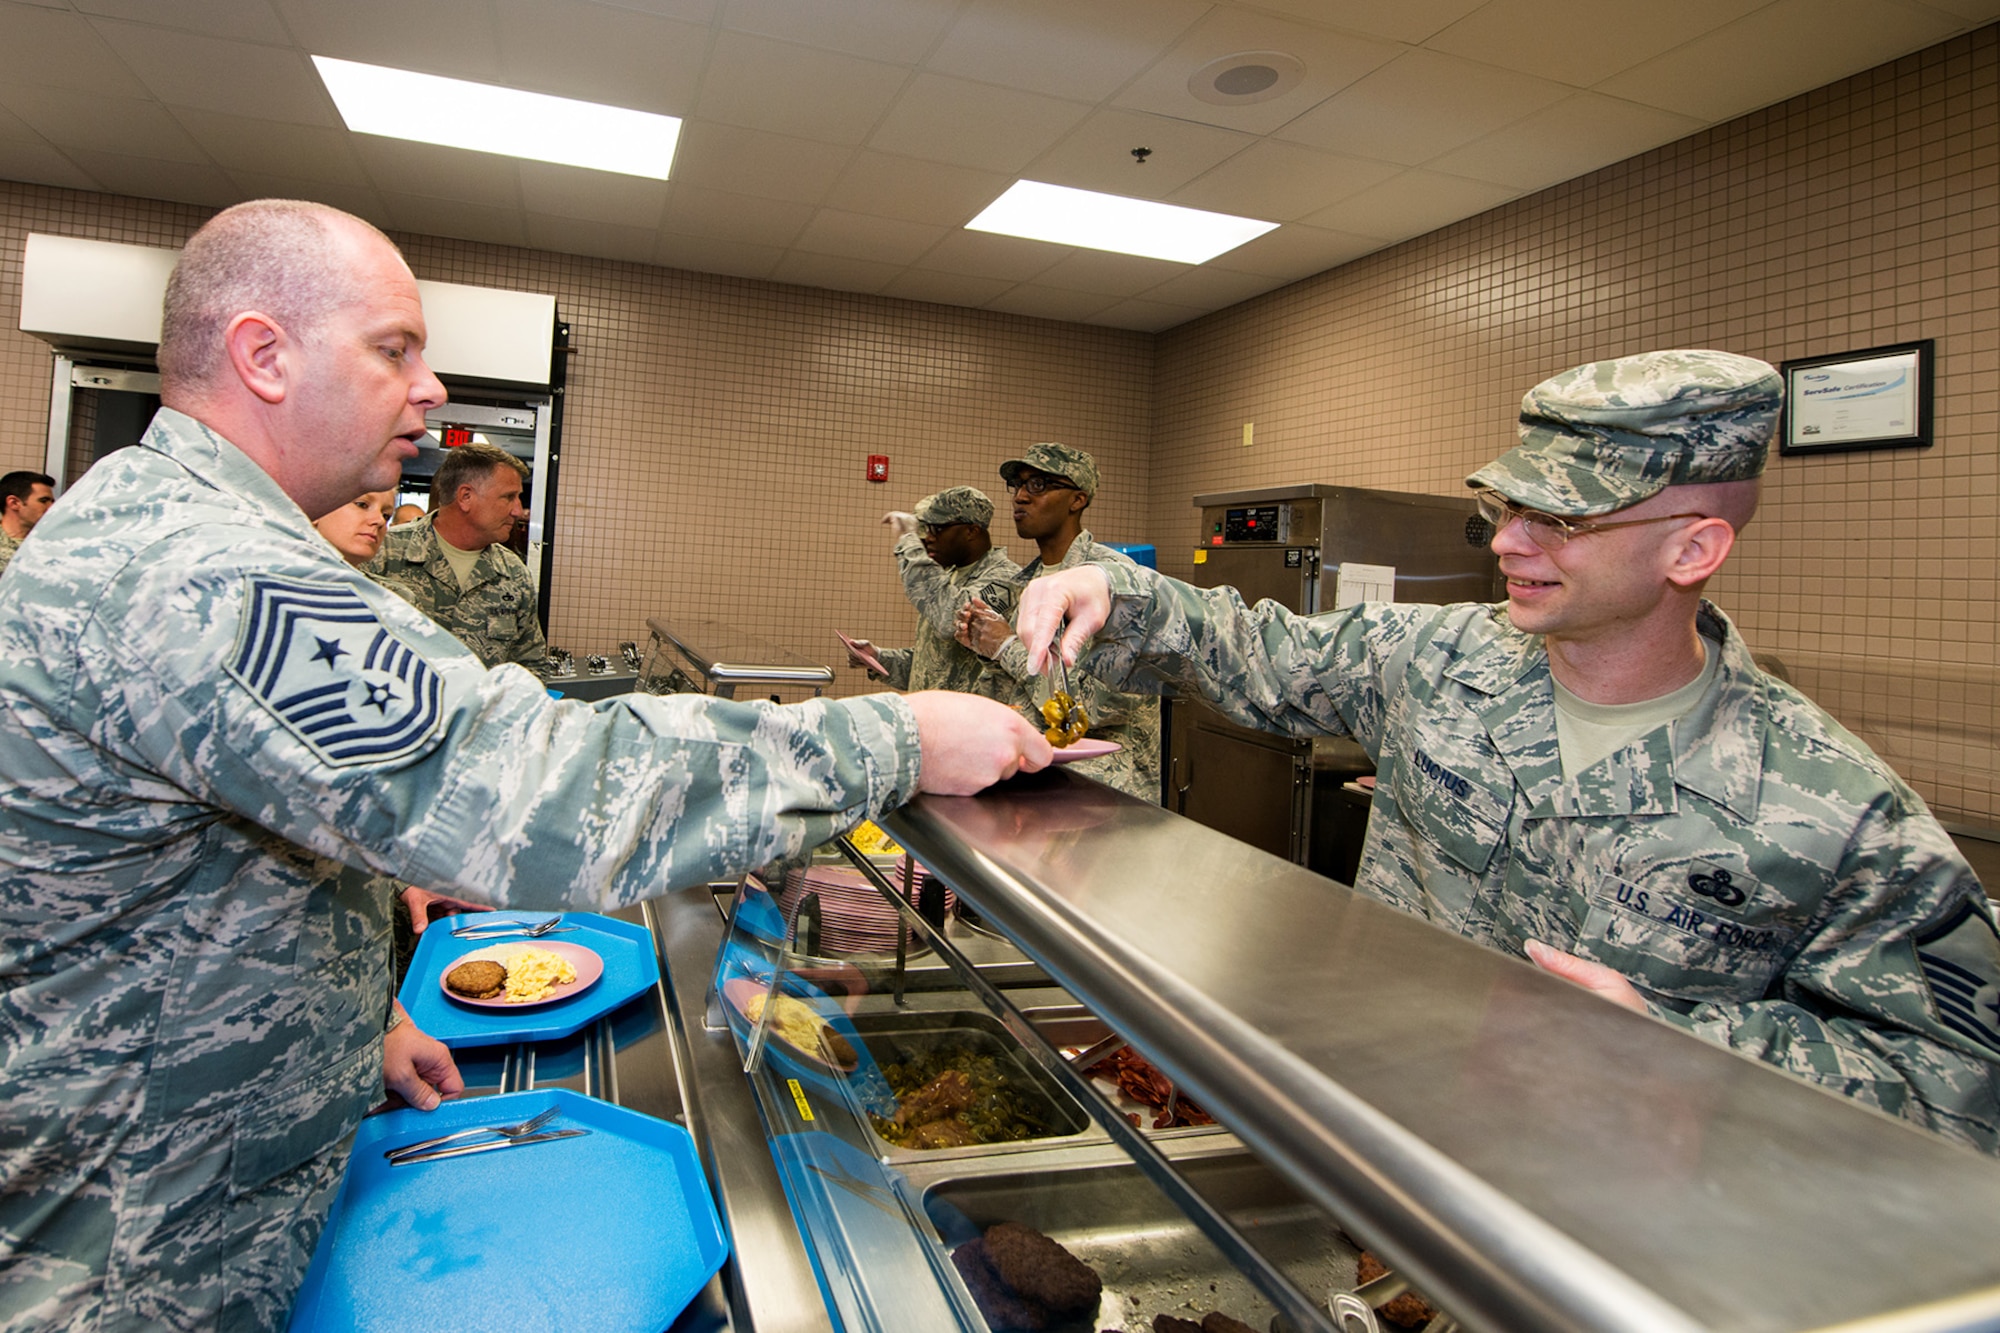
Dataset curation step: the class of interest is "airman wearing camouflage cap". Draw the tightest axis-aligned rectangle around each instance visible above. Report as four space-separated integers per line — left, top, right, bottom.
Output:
1470 348 1781 516
1011 349 2000 1155
914 484 995 529
999 442 1099 498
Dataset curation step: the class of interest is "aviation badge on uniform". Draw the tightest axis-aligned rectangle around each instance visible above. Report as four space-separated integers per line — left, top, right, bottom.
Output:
1914 898 2000 1055
227 576 443 766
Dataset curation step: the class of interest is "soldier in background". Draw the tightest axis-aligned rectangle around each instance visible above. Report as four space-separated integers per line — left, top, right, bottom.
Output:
957 443 1162 803
1014 349 2000 1154
369 440 545 668
0 199 1047 1331
0 470 55 578
846 486 1022 699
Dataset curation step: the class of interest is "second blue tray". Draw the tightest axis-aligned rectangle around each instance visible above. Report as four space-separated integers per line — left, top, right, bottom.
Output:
397 911 660 1048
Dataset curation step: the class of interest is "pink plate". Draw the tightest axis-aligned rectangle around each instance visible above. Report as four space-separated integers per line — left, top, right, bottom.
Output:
1052 737 1122 763
721 977 860 1072
440 941 604 1009
835 631 887 676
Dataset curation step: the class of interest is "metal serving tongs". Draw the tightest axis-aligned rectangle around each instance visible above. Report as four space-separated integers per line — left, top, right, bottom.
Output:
1039 617 1088 745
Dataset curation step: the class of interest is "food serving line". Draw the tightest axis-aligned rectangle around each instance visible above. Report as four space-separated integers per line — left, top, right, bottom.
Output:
289 623 2000 1332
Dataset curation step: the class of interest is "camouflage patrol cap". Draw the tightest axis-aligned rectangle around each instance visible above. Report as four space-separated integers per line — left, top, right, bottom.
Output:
915 486 994 527
999 443 1098 498
1467 349 1782 517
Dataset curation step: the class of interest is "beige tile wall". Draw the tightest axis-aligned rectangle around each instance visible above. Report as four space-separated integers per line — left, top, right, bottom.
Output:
1153 24 1999 826
0 22 1991 822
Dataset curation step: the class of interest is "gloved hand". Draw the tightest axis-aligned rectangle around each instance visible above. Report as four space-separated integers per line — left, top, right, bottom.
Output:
882 511 918 541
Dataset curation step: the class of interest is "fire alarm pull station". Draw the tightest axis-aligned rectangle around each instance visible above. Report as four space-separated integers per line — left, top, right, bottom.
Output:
867 455 889 483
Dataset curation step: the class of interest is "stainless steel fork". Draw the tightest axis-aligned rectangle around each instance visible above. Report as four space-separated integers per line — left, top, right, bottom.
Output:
384 1104 560 1160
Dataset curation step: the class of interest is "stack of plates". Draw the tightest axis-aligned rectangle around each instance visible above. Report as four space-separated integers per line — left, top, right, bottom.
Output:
777 858 951 956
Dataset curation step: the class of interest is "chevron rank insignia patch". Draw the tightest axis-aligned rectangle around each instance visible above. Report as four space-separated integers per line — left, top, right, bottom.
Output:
227 577 444 767
1915 898 2000 1056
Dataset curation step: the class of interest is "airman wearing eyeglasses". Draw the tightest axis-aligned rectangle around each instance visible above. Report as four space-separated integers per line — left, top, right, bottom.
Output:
955 442 1163 802
1008 349 2000 1155
849 486 1022 698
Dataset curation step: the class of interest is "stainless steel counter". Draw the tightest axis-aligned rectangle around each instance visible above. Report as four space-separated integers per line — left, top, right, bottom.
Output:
885 767 2000 1333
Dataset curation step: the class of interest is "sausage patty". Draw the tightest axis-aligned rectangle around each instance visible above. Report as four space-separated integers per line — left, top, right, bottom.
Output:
444 959 507 999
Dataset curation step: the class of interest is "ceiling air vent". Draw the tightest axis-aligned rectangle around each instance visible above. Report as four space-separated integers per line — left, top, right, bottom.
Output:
1189 52 1305 107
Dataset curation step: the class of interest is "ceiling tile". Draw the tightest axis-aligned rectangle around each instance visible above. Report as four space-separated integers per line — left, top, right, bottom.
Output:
1137 265 1286 309
793 207 948 264
927 0 1209 102
694 29 910 145
721 0 957 64
1204 223 1385 281
880 268 1019 307
1305 168 1519 240
222 171 392 226
589 0 719 22
1112 8 1404 136
661 182 812 246
914 228 1069 282
822 152 1012 227
491 0 708 113
72 0 290 45
670 123 853 204
0 4 148 97
517 161 671 228
1916 0 2000 18
351 137 525 209
1028 249 1187 298
0 137 99 191
380 191 531 248
1084 297 1207 332
171 109 369 185
1426 92 1705 191
769 251 905 295
268 0 504 83
4 87 210 162
0 101 43 141
90 20 334 125
653 232 785 279
525 212 661 263
1275 49 1574 165
868 73 1091 173
1170 140 1401 221
1247 0 1487 46
1607 0 1963 121
1023 108 1254 198
62 150 241 207
1425 0 1770 84
981 283 1121 322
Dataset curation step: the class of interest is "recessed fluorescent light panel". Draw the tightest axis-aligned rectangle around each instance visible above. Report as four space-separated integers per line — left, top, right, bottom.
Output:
965 181 1277 264
313 55 680 180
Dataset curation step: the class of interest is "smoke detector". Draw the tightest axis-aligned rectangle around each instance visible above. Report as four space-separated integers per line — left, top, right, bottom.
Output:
1189 51 1305 106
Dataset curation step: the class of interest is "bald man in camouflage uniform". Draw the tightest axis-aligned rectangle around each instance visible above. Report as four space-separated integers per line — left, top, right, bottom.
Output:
1015 351 2000 1153
957 443 1162 803
369 441 546 669
849 486 1022 698
0 200 1044 1332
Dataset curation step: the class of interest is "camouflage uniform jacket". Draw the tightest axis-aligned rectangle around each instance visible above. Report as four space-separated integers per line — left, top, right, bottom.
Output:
983 532 1160 803
1084 564 2000 1152
368 513 547 668
0 531 18 580
873 536 1022 699
0 408 924 1331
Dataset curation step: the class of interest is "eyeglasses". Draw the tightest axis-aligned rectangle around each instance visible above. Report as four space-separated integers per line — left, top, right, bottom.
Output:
917 520 970 537
1009 474 1079 497
1474 491 1707 551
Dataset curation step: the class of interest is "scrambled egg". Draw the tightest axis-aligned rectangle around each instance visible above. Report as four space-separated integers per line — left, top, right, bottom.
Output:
847 821 902 856
489 945 576 1003
746 991 848 1063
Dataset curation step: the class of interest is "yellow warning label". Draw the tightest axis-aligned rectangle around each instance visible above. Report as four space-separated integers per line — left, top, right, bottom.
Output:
787 1078 814 1122
1193 549 1207 565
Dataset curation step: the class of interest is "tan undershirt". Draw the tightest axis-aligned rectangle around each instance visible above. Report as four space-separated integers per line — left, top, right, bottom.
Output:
435 532 483 590
1552 636 1722 777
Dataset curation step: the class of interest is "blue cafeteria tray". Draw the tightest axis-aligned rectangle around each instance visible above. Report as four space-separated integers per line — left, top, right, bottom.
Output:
397 911 660 1049
289 1088 727 1332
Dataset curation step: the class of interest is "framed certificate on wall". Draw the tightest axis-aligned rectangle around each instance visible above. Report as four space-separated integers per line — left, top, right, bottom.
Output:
1779 340 1933 456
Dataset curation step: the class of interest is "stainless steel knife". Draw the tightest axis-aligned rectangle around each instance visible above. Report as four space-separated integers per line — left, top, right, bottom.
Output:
388 1127 590 1166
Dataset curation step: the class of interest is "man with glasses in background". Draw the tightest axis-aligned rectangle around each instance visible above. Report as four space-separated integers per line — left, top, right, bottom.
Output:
956 442 1161 802
1006 350 2000 1154
847 485 1021 698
